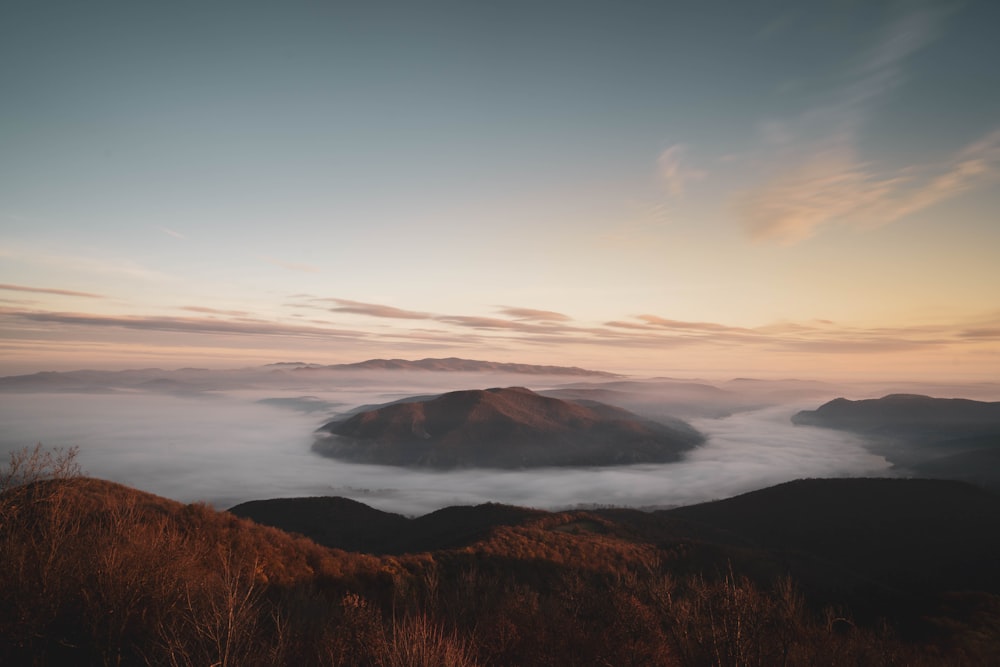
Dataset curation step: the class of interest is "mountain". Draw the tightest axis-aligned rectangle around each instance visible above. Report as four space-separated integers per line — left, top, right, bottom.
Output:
0 358 616 394
232 478 1000 595
232 478 1000 644
229 496 545 554
314 386 703 468
906 438 1000 490
227 496 411 552
792 394 1000 489
311 357 619 376
661 478 1000 596
7 470 1000 665
792 394 1000 440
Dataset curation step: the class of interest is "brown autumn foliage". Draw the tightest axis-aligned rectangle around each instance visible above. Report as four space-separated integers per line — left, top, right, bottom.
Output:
2 446 999 666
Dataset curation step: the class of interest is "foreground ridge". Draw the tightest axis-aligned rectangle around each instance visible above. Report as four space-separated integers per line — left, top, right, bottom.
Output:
4 467 1000 665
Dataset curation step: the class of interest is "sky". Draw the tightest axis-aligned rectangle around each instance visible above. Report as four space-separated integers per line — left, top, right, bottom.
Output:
2 0 999 380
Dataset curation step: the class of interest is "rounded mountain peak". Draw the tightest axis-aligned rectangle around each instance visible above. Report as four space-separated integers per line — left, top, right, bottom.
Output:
315 387 703 469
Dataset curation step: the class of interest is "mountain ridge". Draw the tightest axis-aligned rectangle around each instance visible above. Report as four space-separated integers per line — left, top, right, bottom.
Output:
792 394 1000 490
6 470 1000 664
0 357 618 393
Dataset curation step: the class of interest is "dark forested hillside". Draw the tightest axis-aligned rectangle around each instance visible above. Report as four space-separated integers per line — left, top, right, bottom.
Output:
793 395 1000 490
315 386 703 468
3 447 1000 665
792 394 1000 440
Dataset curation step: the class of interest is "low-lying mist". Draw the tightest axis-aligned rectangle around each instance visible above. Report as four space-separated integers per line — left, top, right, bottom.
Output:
7 367 993 515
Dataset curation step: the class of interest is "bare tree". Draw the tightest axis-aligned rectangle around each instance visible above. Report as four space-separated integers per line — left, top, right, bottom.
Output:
0 443 82 493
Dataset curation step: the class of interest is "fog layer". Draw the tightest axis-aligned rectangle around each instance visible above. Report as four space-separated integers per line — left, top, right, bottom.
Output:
0 369 899 514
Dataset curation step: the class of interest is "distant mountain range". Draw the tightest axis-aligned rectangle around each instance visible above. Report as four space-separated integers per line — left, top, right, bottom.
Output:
0 357 616 393
793 394 1000 490
792 394 1000 438
305 357 620 376
315 386 703 468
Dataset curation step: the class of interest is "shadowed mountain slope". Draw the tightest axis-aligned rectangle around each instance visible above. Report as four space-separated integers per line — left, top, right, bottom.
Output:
792 395 1000 488
792 394 1000 441
661 478 1000 593
314 386 703 468
230 497 545 555
909 441 1000 489
234 477 1000 643
231 478 1000 597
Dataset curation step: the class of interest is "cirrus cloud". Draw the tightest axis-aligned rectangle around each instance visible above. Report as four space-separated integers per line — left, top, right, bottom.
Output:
735 5 1000 244
0 283 105 299
658 145 707 197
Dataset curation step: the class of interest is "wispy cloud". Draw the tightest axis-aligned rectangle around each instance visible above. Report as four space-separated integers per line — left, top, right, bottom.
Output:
310 297 988 356
436 315 555 332
497 307 572 322
740 127 1000 243
738 143 901 243
0 283 105 299
735 5 999 243
882 129 1000 222
603 145 705 244
179 306 251 317
599 313 970 354
634 315 756 334
851 6 942 103
155 226 186 240
318 298 574 332
324 298 432 320
5 310 366 340
658 145 707 197
957 311 1000 341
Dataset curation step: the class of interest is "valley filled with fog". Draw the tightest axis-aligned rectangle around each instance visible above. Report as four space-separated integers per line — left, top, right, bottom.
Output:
2 365 996 515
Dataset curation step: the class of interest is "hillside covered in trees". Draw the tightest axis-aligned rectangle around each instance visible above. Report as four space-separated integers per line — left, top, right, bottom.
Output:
3 446 1000 666
315 387 703 468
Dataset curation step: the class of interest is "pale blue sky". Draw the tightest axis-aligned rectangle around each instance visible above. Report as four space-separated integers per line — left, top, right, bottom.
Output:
2 0 999 378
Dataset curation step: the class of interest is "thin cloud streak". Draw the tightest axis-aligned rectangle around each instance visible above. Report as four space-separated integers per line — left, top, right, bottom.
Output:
180 306 251 317
436 315 570 334
657 144 706 197
320 298 574 333
5 310 367 340
636 315 757 334
325 298 433 320
498 307 572 322
0 283 105 299
155 226 186 240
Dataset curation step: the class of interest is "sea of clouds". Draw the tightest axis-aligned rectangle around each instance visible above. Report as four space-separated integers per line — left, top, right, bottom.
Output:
0 369 902 515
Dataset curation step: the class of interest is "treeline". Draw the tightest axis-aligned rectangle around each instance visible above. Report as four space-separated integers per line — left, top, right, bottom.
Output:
0 447 996 665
